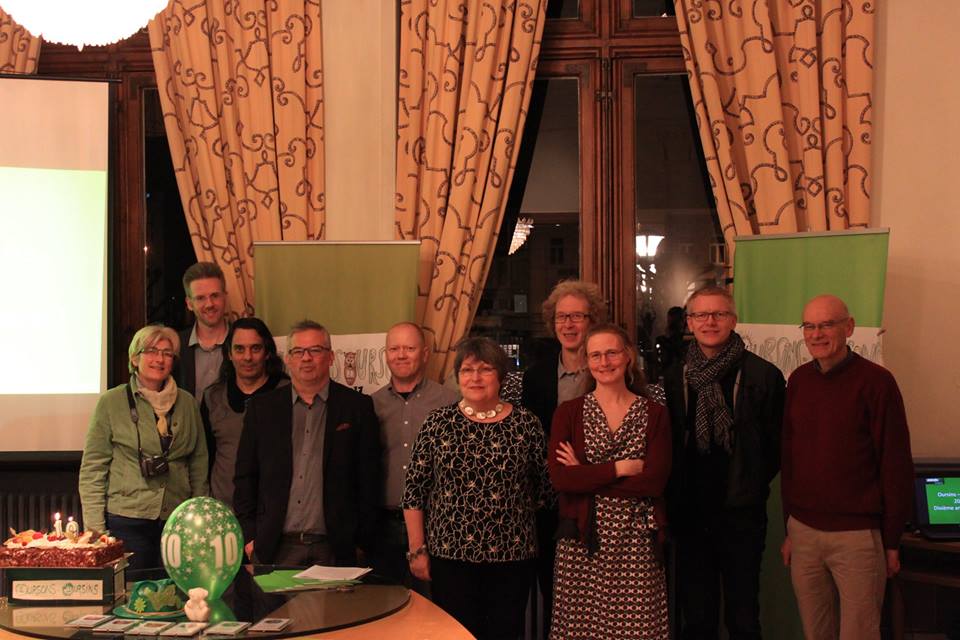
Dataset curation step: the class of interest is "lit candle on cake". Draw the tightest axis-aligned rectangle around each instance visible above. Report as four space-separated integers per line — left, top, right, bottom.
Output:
65 517 79 540
53 512 63 538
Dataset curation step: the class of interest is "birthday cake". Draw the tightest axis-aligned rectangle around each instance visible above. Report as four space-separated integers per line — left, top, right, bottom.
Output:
0 529 124 568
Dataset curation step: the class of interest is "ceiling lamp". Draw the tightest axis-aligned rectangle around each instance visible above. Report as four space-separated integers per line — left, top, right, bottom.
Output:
635 234 664 258
0 0 169 49
508 217 534 255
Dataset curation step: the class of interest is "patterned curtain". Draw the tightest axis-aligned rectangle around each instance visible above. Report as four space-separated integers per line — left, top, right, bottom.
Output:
675 0 874 258
396 0 548 380
148 0 325 318
0 6 41 73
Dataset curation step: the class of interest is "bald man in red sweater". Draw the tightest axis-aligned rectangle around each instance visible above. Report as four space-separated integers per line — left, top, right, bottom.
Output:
780 295 914 639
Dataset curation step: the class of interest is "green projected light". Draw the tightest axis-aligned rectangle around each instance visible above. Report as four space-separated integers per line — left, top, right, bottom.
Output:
0 166 107 394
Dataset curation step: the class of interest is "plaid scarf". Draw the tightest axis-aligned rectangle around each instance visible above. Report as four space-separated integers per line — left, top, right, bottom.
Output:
684 331 744 454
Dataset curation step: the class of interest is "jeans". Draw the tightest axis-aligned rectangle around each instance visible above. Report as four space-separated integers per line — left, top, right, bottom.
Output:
106 513 164 572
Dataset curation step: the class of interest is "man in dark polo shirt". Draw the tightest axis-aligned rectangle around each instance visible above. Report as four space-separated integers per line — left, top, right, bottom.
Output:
781 294 913 638
370 322 458 588
177 262 230 401
234 320 381 566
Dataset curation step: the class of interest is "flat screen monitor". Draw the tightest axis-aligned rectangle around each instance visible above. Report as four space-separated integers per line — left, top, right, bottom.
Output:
913 468 960 540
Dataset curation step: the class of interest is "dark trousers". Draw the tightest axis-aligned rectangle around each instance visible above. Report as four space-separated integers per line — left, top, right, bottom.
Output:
270 534 334 567
535 507 557 635
431 557 534 640
677 507 767 640
367 509 430 597
106 513 164 572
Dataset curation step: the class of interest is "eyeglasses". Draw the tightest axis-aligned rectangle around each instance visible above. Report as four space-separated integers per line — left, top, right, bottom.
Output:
687 311 734 322
587 349 625 363
459 365 498 377
554 312 591 324
288 346 331 359
799 318 849 333
140 347 176 360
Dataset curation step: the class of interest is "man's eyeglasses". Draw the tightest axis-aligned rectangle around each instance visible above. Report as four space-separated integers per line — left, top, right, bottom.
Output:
687 311 734 322
587 349 625 363
799 318 849 333
140 347 176 360
554 312 591 324
288 346 331 359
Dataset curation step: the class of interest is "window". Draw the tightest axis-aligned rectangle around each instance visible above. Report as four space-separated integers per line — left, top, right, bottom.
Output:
473 3 720 378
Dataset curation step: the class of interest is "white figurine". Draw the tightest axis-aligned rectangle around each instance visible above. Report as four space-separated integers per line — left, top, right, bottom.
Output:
183 588 210 622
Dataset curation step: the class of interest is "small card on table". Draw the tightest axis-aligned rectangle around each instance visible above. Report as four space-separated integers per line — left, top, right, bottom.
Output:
93 619 141 633
159 622 208 636
248 618 291 633
67 614 115 628
126 621 174 636
203 621 250 636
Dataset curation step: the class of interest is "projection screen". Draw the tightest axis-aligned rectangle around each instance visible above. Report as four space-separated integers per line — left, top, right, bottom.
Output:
0 75 110 454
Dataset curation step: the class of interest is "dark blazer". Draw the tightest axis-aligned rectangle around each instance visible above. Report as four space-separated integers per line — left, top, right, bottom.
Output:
521 340 562 438
175 326 197 397
663 350 785 526
233 380 382 565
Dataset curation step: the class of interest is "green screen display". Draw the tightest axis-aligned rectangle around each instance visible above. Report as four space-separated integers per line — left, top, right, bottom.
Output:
925 477 960 525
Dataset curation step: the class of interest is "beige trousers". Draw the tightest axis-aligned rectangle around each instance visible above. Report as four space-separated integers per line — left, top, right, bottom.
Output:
787 517 887 640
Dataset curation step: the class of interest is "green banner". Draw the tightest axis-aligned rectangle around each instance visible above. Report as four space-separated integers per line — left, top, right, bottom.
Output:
254 241 420 335
734 230 888 326
253 241 421 394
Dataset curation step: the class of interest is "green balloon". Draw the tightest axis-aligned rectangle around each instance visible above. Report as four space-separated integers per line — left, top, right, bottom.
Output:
161 497 244 601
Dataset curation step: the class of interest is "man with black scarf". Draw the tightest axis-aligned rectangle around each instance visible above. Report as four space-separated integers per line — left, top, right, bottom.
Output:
664 286 785 640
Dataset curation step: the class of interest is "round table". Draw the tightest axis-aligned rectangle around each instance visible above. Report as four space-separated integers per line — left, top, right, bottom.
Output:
0 566 414 639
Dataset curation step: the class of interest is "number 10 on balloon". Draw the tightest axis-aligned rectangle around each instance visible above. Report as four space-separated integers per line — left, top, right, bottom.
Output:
163 532 239 569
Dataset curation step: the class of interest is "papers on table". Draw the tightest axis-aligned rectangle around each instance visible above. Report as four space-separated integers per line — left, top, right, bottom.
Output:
253 567 369 593
293 566 371 581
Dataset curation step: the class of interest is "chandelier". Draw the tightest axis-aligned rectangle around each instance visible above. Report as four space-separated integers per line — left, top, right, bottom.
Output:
508 217 534 255
0 0 169 49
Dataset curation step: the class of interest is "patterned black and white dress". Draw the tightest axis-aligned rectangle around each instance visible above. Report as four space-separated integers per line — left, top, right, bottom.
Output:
551 394 669 640
400 404 552 562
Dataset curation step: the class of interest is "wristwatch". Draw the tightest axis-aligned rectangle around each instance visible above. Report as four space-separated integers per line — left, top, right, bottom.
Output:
405 544 427 562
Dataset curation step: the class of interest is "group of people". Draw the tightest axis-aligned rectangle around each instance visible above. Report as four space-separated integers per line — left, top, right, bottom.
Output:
78 262 914 640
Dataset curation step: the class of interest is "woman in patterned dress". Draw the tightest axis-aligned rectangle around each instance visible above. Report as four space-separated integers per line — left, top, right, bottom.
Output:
402 337 552 640
548 323 672 639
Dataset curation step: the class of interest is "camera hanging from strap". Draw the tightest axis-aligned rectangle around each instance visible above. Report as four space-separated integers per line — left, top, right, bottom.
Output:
127 383 171 478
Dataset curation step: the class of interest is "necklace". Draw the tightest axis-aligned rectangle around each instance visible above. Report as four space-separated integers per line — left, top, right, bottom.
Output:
459 400 504 420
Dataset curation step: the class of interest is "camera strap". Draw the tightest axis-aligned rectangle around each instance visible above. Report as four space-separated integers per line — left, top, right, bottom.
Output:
126 383 144 457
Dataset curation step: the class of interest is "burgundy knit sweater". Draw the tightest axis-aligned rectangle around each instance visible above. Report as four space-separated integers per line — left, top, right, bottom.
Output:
781 352 914 548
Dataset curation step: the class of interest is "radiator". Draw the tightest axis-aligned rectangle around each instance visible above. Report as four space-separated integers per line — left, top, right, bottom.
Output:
0 492 82 536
